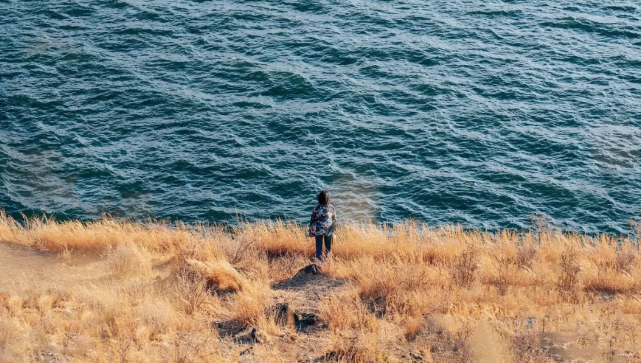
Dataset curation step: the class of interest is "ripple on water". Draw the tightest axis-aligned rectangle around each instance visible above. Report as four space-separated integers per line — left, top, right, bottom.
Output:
0 0 640 233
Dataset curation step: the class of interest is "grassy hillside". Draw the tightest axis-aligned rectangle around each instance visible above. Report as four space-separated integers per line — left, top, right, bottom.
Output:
0 212 639 362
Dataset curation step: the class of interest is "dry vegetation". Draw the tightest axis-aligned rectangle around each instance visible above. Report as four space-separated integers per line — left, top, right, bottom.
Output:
0 212 640 362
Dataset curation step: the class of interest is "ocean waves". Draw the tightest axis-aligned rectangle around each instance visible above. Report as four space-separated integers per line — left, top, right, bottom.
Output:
1 0 640 233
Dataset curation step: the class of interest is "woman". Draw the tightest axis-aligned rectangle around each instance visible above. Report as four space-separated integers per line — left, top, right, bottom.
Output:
308 190 337 262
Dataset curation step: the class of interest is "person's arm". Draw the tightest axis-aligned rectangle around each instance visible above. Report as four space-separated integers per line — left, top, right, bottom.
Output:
308 208 317 236
309 208 317 227
330 206 337 234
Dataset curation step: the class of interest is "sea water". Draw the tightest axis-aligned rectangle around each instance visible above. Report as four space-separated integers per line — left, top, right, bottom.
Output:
1 0 640 233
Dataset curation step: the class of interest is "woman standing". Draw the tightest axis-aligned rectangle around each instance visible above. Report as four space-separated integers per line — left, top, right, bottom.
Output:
308 190 337 262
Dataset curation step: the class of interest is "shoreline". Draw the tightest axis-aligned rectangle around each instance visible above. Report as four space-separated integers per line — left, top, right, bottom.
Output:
2 211 639 246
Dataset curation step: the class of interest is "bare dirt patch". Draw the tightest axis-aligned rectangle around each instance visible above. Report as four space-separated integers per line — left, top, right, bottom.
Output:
0 243 111 294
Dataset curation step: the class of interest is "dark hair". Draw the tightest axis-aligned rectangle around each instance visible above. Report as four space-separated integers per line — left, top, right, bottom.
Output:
317 190 330 206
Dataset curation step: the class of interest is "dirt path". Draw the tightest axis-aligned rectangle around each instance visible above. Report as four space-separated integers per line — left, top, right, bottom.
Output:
219 264 350 363
0 243 111 295
272 265 347 317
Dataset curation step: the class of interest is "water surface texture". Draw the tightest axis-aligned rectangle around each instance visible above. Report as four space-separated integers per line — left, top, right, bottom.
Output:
1 0 640 233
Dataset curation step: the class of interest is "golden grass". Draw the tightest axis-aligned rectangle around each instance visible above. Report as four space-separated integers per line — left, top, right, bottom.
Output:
0 211 640 362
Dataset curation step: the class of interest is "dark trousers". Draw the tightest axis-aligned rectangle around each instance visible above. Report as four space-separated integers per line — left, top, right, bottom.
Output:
315 234 333 262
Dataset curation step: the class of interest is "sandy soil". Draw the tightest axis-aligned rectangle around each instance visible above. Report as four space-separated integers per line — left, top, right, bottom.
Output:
0 243 172 295
0 243 109 295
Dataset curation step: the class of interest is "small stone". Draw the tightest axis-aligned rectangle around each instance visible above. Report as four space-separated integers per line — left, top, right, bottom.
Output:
233 327 262 344
294 312 319 332
250 328 260 343
273 303 295 326
302 263 322 275
410 350 423 361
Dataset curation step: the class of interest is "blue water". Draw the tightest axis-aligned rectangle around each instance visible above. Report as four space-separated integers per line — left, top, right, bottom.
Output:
1 0 640 233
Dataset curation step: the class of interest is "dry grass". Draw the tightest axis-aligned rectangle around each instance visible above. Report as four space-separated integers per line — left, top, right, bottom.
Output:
105 244 153 277
0 212 640 362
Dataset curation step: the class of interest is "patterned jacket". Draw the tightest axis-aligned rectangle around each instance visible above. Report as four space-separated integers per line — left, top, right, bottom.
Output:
308 204 337 237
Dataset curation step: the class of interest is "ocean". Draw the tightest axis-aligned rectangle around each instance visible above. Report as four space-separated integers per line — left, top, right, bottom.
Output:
1 0 640 233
